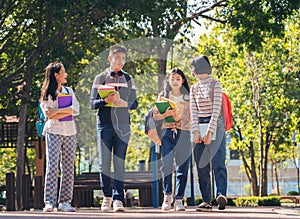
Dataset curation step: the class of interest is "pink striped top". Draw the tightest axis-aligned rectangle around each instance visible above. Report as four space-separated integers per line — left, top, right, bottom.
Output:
190 76 222 134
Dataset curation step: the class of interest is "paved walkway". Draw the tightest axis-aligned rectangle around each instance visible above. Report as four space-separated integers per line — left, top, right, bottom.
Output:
0 206 299 219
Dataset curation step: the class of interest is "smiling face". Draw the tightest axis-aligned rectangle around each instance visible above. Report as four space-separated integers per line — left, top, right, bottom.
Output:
55 65 68 85
108 52 126 72
168 73 184 92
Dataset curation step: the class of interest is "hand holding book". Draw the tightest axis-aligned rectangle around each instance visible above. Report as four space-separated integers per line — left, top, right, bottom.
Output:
154 97 179 122
98 84 128 107
57 93 73 121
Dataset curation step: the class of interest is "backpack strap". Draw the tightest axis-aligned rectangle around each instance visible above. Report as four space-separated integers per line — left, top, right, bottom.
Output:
123 72 132 98
209 80 217 102
63 86 70 94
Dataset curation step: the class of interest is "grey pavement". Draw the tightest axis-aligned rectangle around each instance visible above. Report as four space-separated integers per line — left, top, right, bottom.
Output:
0 206 300 219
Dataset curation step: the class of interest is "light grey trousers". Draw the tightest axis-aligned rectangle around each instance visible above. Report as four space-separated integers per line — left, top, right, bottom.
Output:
44 133 76 206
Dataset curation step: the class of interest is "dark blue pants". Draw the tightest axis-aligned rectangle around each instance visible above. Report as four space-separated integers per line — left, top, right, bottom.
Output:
193 117 227 203
160 129 191 200
97 124 130 201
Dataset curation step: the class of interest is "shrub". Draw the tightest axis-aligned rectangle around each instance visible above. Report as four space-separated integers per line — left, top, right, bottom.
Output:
286 191 299 195
258 196 281 206
235 196 281 207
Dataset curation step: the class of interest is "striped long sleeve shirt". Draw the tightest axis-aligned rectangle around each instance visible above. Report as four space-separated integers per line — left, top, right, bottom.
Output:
190 76 222 135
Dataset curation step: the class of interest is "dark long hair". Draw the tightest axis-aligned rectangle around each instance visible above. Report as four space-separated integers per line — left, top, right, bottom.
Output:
160 68 190 101
40 62 62 101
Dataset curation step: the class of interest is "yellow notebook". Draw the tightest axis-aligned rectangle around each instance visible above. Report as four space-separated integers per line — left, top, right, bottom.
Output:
98 85 116 107
98 85 116 98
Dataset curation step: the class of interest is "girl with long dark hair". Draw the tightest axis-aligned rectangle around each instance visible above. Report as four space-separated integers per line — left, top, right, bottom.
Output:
40 62 79 212
153 68 191 211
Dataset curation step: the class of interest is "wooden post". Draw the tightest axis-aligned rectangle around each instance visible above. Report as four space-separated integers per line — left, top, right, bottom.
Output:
34 138 46 185
34 176 43 209
6 172 15 211
22 174 30 210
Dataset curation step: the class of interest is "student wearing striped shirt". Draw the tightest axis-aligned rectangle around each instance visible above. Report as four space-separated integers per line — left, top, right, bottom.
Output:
190 55 227 211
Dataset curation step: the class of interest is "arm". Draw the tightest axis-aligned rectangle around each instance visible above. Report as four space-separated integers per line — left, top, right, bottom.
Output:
207 82 222 134
203 81 222 144
152 106 178 121
126 75 138 110
190 85 202 143
44 107 73 119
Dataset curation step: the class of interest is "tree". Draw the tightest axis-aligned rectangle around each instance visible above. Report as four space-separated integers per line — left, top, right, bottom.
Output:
1 0 299 209
194 11 299 196
0 0 132 210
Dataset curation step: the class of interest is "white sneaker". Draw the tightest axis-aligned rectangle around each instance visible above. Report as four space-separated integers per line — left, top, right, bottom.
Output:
101 196 112 212
161 194 172 211
113 200 125 212
58 202 76 212
43 203 53 212
174 199 185 211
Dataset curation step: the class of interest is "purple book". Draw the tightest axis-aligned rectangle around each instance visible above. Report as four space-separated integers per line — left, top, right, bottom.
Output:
57 94 73 122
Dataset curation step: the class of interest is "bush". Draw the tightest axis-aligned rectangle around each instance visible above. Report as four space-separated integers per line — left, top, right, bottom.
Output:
286 191 299 195
235 196 281 207
258 196 281 206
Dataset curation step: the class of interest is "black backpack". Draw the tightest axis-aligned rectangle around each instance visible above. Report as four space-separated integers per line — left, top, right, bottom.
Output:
144 108 163 137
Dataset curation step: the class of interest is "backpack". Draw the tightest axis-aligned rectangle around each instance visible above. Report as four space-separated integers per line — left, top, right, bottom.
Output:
144 108 163 145
210 80 233 131
36 102 46 137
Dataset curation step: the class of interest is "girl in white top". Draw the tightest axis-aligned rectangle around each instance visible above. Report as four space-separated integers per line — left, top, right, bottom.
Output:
40 62 79 212
153 68 191 211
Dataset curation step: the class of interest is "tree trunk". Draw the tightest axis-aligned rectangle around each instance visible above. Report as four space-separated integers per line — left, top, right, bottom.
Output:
261 139 269 196
292 153 300 194
155 38 173 93
274 162 280 195
157 59 167 92
16 97 28 210
249 141 259 196
16 65 34 210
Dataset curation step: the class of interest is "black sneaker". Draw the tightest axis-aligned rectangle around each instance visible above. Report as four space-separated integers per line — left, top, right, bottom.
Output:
216 194 227 210
196 202 212 212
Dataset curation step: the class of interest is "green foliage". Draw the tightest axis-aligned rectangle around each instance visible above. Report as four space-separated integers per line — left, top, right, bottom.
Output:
235 196 281 206
286 191 299 196
225 0 300 51
0 149 16 185
194 11 300 195
1 0 299 191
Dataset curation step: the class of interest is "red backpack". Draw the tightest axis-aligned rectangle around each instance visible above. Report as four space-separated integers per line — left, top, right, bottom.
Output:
210 80 233 131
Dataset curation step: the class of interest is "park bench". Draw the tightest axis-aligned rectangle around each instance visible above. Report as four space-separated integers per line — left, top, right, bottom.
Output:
280 195 300 206
73 171 160 207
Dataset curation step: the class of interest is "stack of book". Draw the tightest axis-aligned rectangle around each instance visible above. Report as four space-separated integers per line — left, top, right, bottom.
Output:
57 93 73 121
154 97 177 122
98 85 116 107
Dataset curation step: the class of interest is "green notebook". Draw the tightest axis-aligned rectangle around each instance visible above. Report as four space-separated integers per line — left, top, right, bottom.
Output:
154 101 176 122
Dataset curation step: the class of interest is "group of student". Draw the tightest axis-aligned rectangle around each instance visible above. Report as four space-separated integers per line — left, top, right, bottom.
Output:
39 44 228 213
